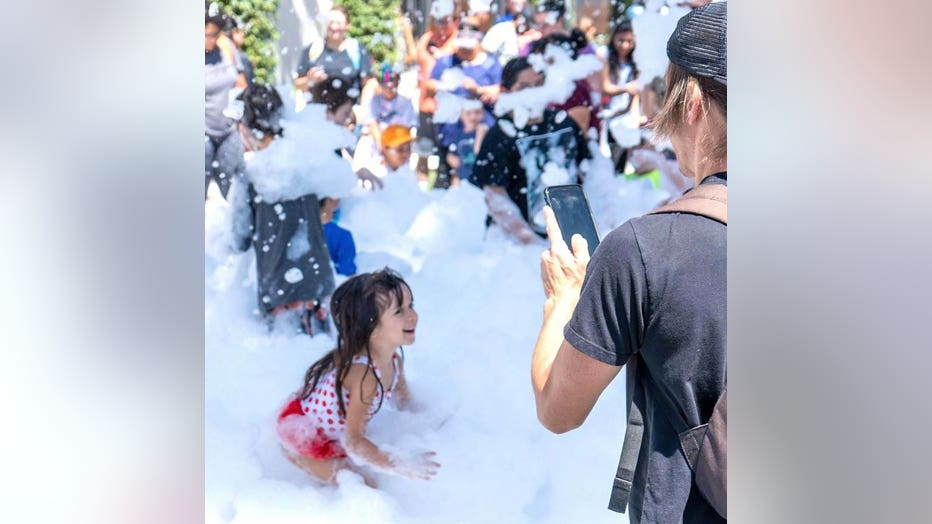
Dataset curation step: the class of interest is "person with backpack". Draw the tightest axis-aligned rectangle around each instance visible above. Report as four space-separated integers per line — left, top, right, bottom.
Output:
293 5 374 105
530 3 727 522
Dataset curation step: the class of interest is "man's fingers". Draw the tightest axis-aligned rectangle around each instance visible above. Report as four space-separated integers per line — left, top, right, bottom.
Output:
543 206 568 253
570 234 591 264
540 250 556 294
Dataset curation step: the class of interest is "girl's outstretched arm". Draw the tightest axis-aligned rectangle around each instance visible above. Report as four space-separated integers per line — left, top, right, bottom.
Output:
342 364 438 479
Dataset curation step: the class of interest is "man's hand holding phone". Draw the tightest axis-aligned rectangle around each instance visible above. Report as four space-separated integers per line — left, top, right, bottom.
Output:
540 206 591 315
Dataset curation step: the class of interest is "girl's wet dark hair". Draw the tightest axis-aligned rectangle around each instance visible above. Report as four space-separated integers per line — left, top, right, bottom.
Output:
608 18 639 82
501 56 534 91
298 268 410 418
238 84 284 138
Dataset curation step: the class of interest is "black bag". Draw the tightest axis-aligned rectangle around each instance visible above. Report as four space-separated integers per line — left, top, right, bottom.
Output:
608 183 727 518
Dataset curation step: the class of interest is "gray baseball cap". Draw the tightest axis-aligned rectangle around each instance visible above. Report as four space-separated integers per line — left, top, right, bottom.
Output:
666 1 727 85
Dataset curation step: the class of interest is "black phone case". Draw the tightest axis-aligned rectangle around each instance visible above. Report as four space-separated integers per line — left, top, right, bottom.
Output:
543 184 600 256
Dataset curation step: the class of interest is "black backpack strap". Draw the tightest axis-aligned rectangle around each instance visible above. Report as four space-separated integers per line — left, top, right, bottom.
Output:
608 355 644 513
640 365 702 467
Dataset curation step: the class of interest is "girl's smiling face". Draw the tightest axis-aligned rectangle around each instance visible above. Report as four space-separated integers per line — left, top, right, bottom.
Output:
370 285 418 350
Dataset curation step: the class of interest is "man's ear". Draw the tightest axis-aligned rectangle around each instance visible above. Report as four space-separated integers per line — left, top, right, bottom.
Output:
685 80 704 125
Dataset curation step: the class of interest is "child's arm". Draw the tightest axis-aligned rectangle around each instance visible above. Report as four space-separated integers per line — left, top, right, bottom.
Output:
601 60 639 99
342 364 439 479
484 186 539 245
474 124 489 155
392 358 411 410
446 152 461 171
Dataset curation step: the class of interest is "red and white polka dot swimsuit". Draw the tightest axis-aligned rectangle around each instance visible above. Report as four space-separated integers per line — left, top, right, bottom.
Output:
277 352 400 460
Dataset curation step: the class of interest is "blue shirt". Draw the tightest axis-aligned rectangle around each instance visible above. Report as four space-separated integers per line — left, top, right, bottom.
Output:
438 121 479 184
322 222 357 276
429 53 502 121
368 93 418 128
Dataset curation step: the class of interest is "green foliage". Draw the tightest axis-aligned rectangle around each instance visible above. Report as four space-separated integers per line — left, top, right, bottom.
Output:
214 0 280 85
611 0 634 25
335 0 402 65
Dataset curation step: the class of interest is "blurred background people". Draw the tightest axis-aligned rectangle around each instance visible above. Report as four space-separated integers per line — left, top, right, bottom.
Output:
205 13 245 200
294 6 374 106
225 16 255 89
465 0 494 33
472 57 589 244
416 0 461 155
601 18 641 173
441 100 488 187
497 0 530 23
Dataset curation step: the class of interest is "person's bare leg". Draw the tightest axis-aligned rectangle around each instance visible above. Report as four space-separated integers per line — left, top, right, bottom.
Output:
284 449 378 488
284 449 341 483
343 461 379 488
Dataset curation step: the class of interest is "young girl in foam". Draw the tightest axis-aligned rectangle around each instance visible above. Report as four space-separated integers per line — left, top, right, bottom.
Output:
276 268 440 485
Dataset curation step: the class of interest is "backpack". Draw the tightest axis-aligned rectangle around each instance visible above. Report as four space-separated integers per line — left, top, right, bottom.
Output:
607 182 727 519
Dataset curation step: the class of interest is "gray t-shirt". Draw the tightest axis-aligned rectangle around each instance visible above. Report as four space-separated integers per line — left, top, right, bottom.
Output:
565 174 727 523
205 48 239 138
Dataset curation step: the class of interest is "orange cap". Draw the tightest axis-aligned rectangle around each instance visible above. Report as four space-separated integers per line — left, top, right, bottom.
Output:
381 124 414 149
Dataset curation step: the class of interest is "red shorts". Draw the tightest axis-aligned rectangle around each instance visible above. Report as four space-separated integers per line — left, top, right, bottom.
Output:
277 398 347 460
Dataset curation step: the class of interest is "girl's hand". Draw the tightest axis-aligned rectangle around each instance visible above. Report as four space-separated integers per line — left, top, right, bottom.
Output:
392 451 441 480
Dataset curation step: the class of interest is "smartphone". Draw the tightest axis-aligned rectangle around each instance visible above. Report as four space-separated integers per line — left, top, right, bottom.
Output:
543 184 601 256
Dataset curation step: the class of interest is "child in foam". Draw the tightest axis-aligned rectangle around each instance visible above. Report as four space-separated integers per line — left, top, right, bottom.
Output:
339 124 431 244
363 63 418 162
378 124 417 177
276 269 440 486
319 197 357 277
439 99 488 186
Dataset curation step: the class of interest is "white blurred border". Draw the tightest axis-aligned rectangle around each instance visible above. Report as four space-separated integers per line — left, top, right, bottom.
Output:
0 1 203 522
731 1 932 522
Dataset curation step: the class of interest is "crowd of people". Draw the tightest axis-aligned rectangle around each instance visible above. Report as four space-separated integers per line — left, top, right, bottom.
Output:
206 0 680 329
206 0 726 520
